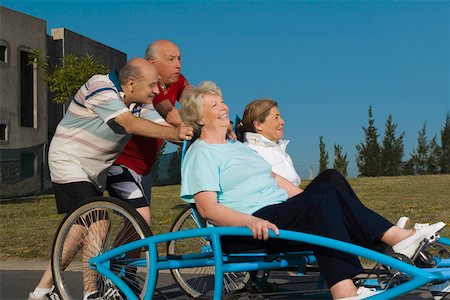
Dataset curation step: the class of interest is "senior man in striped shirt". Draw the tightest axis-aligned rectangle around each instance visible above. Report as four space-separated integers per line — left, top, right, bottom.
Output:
28 57 193 300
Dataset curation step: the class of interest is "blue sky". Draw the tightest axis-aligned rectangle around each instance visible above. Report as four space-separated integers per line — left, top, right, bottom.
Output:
2 0 449 178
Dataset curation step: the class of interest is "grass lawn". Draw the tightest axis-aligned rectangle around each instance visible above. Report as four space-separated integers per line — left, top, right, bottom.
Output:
0 174 449 260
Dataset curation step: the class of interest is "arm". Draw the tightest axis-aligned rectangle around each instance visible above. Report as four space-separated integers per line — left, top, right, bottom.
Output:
114 111 193 141
154 99 182 126
194 191 279 240
272 172 303 198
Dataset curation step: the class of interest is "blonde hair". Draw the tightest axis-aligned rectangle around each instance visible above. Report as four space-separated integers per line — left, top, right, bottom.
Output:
180 81 222 135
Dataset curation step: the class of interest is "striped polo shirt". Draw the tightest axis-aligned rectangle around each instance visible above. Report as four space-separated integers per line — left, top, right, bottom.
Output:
48 72 166 190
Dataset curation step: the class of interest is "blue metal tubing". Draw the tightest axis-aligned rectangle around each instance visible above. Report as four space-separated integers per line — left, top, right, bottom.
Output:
423 267 450 281
180 140 188 165
436 258 450 268
439 236 450 246
90 227 450 300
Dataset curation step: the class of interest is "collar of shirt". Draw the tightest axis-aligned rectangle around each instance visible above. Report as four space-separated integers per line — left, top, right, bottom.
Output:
244 132 290 151
108 71 123 93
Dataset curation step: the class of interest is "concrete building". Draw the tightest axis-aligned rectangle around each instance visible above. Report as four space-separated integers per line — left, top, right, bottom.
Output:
0 6 127 198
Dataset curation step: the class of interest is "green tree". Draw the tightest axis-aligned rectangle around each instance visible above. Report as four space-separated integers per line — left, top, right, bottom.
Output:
439 111 450 174
427 136 441 174
401 159 415 175
333 144 348 177
319 136 329 172
410 123 429 175
356 106 381 176
380 115 404 176
29 49 109 103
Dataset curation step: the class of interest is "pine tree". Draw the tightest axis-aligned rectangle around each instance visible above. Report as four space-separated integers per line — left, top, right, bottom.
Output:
410 123 429 175
319 136 329 172
356 106 381 176
427 136 441 174
333 144 348 177
439 111 450 174
401 159 415 175
380 115 404 176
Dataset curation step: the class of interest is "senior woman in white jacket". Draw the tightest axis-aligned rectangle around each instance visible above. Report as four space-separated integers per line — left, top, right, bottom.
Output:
237 99 367 205
237 99 301 186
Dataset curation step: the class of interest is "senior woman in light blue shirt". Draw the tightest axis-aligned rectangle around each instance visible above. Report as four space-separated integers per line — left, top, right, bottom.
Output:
179 81 445 300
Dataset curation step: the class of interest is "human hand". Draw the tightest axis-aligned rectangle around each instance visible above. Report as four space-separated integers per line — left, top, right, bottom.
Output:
246 217 279 240
176 122 194 141
165 108 182 126
227 130 237 140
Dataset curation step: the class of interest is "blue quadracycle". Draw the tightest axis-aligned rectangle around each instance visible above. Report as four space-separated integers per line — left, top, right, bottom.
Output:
51 196 450 299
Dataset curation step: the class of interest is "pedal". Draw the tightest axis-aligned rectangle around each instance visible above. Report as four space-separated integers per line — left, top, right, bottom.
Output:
415 250 438 268
410 233 441 261
426 233 441 244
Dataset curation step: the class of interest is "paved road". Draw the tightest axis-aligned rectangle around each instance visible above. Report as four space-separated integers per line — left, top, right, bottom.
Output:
0 260 435 299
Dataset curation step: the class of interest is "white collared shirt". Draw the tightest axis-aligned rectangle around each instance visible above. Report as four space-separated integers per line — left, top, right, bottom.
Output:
244 132 301 186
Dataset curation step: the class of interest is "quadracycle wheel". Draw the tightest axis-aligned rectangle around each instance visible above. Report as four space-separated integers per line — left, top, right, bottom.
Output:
167 205 251 298
51 196 152 300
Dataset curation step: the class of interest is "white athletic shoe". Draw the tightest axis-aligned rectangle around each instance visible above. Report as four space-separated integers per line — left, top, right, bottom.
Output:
396 216 410 229
429 280 450 300
336 287 381 299
393 222 446 258
396 216 431 230
27 291 60 300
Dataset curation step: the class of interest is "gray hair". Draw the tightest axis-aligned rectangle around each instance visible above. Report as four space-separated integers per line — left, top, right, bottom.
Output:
144 43 158 61
180 81 223 134
118 63 141 84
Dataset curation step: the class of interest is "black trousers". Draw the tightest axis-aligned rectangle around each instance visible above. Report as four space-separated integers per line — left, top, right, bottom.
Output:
224 169 393 287
306 169 361 202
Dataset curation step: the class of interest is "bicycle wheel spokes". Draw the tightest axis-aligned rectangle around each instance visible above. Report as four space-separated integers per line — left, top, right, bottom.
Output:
52 197 151 300
167 207 251 298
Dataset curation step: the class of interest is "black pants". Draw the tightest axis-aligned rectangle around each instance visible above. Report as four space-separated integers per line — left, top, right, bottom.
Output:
224 170 393 287
306 169 360 202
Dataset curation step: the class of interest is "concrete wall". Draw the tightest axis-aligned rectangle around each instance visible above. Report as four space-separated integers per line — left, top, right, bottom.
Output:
0 6 48 150
0 7 127 194
51 28 127 71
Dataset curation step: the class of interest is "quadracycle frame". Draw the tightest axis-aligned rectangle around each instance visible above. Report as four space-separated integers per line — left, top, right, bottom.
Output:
51 197 450 300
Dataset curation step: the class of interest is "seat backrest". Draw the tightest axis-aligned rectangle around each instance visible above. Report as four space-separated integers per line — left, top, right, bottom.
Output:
189 203 208 228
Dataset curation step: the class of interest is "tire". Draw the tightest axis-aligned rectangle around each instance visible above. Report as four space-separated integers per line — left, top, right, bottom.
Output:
52 197 152 299
167 206 251 298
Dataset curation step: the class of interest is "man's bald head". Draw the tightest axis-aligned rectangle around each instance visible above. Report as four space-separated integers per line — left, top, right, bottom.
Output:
119 57 157 84
144 40 181 85
144 40 179 61
119 58 160 105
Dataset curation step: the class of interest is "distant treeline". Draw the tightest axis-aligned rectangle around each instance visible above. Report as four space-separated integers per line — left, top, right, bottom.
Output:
319 107 450 177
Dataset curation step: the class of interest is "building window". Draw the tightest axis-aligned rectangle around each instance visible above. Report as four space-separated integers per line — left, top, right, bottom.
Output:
0 45 6 62
0 123 7 141
20 50 35 128
0 40 7 63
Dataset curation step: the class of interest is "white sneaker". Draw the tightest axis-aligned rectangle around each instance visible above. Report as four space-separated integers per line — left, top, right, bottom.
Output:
414 222 430 230
396 216 430 230
28 291 60 300
393 222 446 258
396 216 410 228
429 280 450 300
336 287 381 299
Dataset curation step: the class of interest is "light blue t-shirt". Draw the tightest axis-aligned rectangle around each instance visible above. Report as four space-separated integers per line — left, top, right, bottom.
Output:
180 139 288 215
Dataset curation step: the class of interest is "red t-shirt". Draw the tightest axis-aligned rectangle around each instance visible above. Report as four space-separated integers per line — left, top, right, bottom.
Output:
114 74 189 175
